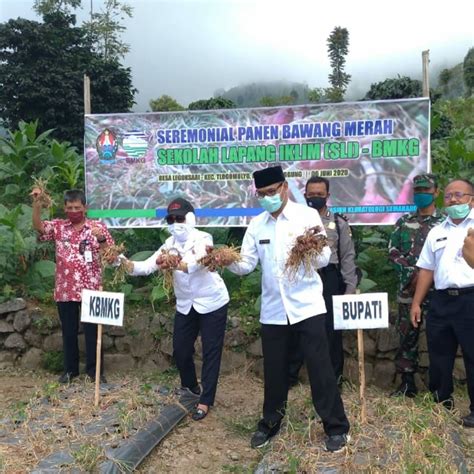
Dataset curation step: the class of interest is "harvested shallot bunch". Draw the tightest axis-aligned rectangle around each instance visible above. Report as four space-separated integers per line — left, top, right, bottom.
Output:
285 226 328 280
31 177 54 208
100 243 133 285
156 248 181 298
198 245 241 271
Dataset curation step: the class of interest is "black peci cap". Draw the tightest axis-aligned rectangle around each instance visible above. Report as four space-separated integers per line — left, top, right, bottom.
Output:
253 165 285 189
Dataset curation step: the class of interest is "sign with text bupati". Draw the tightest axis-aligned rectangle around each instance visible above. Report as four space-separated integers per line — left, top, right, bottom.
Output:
84 98 429 227
333 292 389 330
81 289 124 327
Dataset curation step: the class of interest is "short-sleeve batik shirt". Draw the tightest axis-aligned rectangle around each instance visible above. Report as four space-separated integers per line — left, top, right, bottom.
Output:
38 219 114 302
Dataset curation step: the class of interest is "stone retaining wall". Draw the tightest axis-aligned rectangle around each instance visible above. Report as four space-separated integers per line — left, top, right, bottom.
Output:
0 298 467 389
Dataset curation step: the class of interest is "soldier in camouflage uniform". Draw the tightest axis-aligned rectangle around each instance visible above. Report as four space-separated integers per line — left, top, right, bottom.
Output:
388 174 444 397
289 176 359 386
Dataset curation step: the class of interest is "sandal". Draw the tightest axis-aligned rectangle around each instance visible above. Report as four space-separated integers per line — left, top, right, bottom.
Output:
192 405 209 421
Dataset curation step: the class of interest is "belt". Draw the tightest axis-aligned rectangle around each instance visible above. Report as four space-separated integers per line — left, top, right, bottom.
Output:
437 287 474 296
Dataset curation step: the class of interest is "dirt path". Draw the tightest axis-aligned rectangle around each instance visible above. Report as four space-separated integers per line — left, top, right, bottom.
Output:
0 370 54 413
138 371 263 473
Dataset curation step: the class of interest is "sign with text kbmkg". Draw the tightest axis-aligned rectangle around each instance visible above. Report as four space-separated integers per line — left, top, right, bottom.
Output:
81 289 124 327
85 98 429 227
333 292 389 330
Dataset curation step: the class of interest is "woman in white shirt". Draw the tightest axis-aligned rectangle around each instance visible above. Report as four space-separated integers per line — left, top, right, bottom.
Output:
126 198 229 421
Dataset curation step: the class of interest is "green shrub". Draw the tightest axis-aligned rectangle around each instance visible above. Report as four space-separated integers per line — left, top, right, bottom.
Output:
42 351 64 373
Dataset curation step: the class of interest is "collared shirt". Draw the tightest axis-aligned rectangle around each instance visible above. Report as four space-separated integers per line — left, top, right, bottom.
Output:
417 208 474 289
38 219 114 302
228 200 331 325
130 228 229 315
321 211 358 294
388 209 445 300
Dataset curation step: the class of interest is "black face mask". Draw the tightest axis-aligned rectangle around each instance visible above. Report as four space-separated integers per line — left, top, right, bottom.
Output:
306 196 327 210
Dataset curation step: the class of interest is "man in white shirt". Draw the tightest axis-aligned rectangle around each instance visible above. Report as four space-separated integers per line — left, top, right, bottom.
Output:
411 179 474 426
125 198 230 421
223 166 350 453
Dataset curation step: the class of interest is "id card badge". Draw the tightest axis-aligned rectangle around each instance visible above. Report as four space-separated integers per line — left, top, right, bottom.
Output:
84 250 93 263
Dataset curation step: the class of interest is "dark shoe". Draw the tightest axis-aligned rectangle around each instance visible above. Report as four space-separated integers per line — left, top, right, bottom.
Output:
250 429 277 449
324 434 350 453
461 412 474 428
58 372 78 384
192 406 209 421
390 374 417 398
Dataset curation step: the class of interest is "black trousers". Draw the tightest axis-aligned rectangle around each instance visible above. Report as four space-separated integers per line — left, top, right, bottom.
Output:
259 315 350 436
426 290 474 412
288 265 345 382
173 304 228 406
57 301 102 376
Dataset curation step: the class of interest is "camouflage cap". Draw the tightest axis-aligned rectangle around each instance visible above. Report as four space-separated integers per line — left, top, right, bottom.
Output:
413 173 437 188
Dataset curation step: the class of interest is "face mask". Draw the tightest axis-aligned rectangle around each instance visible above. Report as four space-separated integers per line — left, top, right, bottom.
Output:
413 192 434 209
258 194 282 213
168 223 191 242
445 203 471 220
306 196 327 210
67 211 85 224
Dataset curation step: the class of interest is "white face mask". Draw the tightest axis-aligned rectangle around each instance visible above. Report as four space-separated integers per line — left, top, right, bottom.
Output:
168 212 196 243
168 223 190 242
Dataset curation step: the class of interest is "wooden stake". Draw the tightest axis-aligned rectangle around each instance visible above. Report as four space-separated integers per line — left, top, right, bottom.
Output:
84 74 91 115
357 328 367 423
421 50 432 173
94 323 103 407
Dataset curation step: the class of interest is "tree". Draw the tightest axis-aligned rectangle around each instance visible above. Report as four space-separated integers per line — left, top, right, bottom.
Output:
34 0 133 61
259 96 295 107
83 0 133 61
0 12 136 147
463 47 474 97
149 95 185 112
33 0 81 16
326 26 351 102
188 97 235 110
363 76 422 100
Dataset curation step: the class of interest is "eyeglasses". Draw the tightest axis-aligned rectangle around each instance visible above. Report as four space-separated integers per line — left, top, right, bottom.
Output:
166 215 186 225
255 182 284 199
443 192 474 201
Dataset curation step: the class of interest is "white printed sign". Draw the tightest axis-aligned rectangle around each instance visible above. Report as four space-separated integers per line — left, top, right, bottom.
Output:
81 289 124 327
333 292 389 330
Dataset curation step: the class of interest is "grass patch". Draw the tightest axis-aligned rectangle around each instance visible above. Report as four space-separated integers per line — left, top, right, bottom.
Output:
72 443 103 471
41 351 63 373
259 383 468 472
144 367 179 388
223 414 259 438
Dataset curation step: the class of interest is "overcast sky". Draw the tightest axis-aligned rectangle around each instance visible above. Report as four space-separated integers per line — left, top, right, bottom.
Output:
1 0 473 111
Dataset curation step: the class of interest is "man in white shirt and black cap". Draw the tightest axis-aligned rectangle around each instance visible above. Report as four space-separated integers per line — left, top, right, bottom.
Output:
411 178 474 426
221 165 350 452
